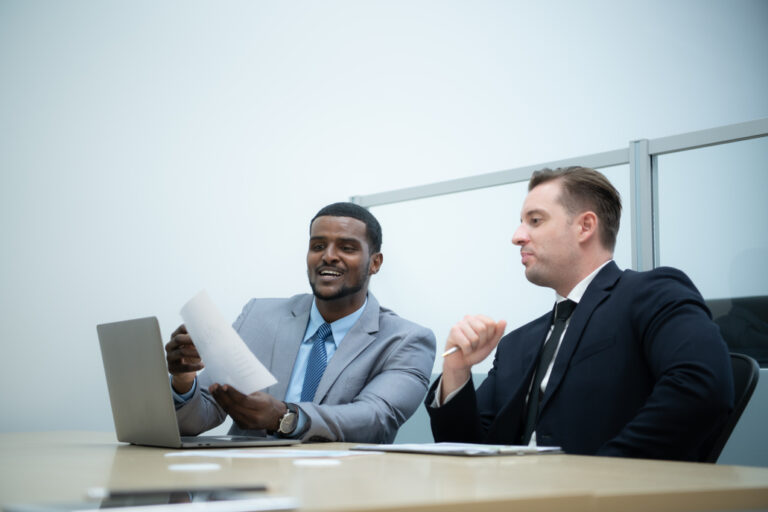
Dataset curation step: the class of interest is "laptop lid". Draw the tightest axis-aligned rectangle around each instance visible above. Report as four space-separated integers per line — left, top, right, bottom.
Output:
97 316 297 448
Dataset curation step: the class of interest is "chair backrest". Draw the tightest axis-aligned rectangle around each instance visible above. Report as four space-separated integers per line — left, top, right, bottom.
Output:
702 353 760 463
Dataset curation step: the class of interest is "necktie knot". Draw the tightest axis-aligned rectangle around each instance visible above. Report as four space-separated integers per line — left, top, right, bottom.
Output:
555 299 577 321
314 322 332 343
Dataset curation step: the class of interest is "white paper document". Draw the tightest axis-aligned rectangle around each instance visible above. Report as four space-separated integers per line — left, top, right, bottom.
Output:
180 290 276 394
351 442 563 456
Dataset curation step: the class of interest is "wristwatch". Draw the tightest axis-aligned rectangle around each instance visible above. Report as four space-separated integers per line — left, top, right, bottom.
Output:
277 402 299 436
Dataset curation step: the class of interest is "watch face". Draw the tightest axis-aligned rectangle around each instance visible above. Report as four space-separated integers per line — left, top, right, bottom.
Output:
280 411 297 434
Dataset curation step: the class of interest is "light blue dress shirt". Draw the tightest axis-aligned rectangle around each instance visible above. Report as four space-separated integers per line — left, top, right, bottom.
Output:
172 297 367 437
284 297 366 402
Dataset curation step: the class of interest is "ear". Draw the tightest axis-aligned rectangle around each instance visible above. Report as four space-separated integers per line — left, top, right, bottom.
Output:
576 211 599 244
368 252 383 275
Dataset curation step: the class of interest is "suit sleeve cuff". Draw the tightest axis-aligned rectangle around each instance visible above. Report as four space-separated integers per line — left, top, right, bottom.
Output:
430 375 471 407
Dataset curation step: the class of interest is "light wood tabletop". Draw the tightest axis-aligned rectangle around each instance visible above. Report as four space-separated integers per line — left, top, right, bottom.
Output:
1 432 767 512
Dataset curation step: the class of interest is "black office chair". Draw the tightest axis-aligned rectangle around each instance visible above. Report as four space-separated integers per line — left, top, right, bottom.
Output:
702 353 760 463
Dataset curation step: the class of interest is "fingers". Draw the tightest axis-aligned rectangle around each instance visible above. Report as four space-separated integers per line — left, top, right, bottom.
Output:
440 314 504 399
209 384 233 409
442 314 506 374
165 324 195 353
211 385 248 404
446 314 505 356
456 319 481 351
209 387 283 431
171 324 188 336
209 385 245 419
493 320 508 343
165 324 203 374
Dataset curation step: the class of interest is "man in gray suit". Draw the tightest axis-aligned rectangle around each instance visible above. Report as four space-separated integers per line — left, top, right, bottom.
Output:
165 202 436 443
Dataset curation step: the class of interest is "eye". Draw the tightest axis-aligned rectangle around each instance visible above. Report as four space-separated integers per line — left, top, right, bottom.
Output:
311 243 325 251
530 217 542 226
342 245 357 253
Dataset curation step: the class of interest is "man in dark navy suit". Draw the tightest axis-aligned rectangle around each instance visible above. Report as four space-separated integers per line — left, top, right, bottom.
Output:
426 166 734 461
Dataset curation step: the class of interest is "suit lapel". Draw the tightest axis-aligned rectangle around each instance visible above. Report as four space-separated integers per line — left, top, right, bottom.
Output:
313 293 380 402
517 315 552 381
486 314 551 442
539 261 622 412
268 295 312 400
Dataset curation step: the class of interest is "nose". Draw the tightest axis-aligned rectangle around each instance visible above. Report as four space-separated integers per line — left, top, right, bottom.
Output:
512 224 528 246
322 244 340 263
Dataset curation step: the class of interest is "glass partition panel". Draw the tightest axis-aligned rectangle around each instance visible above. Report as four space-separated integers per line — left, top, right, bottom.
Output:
602 164 632 270
370 164 631 373
657 136 768 365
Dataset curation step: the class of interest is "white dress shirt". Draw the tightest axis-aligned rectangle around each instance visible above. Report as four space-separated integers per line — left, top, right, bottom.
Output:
433 260 613 446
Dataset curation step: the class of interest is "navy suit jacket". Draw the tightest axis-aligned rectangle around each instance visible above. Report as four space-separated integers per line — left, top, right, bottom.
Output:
427 262 734 461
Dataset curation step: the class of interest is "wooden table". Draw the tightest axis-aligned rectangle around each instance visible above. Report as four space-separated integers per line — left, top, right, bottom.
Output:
1 432 768 512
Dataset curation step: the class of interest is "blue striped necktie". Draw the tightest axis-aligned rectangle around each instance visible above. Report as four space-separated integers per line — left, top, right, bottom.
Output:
301 323 333 402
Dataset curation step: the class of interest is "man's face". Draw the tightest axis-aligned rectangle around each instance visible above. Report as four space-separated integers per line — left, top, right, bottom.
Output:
307 215 380 302
512 180 580 292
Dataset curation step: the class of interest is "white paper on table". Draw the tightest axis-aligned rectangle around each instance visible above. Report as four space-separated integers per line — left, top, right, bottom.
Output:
350 442 563 456
180 290 276 393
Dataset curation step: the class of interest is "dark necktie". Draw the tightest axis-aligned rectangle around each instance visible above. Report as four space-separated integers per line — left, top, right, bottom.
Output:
521 299 577 444
301 323 333 402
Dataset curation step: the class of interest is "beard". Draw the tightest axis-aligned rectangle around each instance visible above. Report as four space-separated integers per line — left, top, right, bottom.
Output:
307 257 370 302
309 280 366 301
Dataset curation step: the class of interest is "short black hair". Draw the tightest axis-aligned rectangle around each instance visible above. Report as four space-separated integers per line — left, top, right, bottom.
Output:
310 202 382 253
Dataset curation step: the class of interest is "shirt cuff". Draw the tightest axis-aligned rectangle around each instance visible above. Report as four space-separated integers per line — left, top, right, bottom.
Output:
430 375 471 407
170 376 197 404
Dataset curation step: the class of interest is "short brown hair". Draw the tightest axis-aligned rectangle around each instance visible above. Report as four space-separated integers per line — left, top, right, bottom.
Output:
529 166 622 251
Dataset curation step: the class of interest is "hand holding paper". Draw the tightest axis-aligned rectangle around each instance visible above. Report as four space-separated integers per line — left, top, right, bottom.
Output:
208 383 286 431
180 290 277 394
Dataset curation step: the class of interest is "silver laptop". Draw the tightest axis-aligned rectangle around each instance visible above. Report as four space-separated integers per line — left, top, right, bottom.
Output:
97 316 298 448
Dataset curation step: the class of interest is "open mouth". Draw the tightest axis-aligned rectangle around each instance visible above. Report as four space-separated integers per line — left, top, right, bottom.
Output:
318 268 343 278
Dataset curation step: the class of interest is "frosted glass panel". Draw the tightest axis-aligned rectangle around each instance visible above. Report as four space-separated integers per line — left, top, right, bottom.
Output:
370 165 631 373
657 136 768 364
602 164 632 270
657 137 768 298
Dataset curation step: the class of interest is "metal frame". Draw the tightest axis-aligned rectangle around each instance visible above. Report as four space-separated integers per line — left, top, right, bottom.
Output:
349 148 629 208
351 118 768 270
629 139 655 271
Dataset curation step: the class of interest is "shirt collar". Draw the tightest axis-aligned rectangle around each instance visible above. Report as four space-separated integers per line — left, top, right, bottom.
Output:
556 260 613 304
303 297 368 346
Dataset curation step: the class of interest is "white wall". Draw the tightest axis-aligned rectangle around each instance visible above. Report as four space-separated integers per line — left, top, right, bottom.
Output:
1 0 767 432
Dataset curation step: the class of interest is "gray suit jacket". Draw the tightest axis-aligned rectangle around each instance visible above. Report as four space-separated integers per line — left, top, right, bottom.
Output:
175 293 436 443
